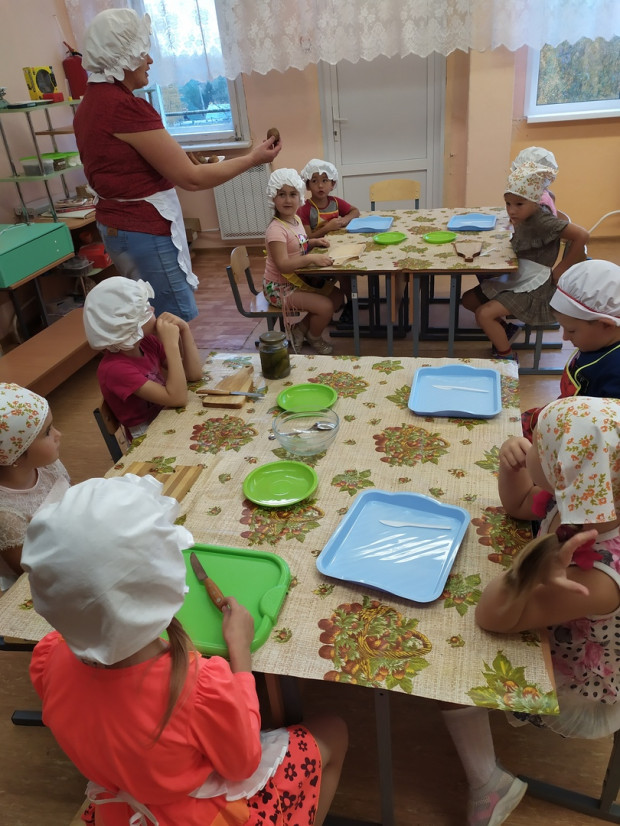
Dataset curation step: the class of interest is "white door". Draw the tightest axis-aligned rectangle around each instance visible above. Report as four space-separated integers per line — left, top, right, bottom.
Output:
319 54 445 210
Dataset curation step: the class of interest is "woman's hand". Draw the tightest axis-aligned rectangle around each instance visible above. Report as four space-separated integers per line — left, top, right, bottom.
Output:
249 136 282 166
499 436 531 471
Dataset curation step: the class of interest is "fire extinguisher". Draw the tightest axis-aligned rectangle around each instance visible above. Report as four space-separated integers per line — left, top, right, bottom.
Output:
63 41 88 100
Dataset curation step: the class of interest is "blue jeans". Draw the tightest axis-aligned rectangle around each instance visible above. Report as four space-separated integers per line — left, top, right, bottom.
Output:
98 224 198 322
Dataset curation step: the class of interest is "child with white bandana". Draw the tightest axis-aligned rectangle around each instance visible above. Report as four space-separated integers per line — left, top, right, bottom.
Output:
84 277 203 441
461 161 589 360
510 145 559 216
442 396 620 826
262 168 344 354
522 260 620 440
0 383 69 591
24 475 348 826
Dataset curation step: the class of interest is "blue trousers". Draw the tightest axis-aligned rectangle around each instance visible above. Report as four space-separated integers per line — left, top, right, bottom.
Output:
99 224 198 322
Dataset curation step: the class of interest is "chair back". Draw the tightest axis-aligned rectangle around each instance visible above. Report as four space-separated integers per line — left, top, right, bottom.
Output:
370 179 421 211
93 399 124 463
229 246 251 284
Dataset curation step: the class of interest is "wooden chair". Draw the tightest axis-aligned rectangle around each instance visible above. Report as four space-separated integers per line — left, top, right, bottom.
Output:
93 399 124 463
368 179 421 336
513 210 585 375
369 179 421 211
226 246 285 332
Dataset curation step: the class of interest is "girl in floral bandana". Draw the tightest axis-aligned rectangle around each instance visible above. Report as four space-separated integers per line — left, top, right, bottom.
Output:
443 396 620 826
461 161 589 360
0 383 69 591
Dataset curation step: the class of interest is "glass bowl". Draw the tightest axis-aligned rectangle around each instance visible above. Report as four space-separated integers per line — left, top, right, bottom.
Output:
272 408 340 456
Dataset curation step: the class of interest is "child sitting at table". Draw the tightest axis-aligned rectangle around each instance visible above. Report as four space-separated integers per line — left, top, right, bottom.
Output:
511 145 558 216
84 277 203 441
461 161 589 360
0 383 69 592
521 259 620 440
298 159 359 325
298 159 360 239
24 474 348 826
442 395 620 826
263 168 344 354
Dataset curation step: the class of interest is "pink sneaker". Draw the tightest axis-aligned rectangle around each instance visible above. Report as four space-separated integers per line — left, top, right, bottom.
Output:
468 774 527 826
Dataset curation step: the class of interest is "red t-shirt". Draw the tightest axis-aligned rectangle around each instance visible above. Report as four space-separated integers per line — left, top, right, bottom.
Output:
74 81 172 235
97 335 166 430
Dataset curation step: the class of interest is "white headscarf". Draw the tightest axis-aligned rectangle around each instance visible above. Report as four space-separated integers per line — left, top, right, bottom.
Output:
300 159 339 185
550 260 620 326
0 383 49 465
83 277 154 352
536 396 620 525
82 9 152 84
511 146 558 175
22 475 193 665
505 161 556 204
265 169 306 206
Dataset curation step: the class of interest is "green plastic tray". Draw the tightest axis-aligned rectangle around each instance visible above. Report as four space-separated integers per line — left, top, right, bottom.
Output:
175 544 290 656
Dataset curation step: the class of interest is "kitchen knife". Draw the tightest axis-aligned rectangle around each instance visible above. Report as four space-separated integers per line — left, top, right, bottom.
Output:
189 552 226 611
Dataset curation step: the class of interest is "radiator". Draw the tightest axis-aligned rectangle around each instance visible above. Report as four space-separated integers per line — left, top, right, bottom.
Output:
214 163 273 240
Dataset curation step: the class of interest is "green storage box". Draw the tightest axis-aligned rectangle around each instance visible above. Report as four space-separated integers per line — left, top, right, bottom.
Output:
0 222 74 288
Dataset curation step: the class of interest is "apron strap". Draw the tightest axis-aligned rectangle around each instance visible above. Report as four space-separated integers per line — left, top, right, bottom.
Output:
86 781 159 826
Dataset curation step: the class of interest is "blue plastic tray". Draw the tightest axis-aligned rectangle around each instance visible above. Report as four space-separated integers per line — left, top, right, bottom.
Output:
347 215 394 233
316 490 470 602
447 213 497 231
408 364 502 418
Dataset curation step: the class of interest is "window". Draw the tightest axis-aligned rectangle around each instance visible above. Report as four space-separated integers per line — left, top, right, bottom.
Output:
131 0 249 148
525 37 620 123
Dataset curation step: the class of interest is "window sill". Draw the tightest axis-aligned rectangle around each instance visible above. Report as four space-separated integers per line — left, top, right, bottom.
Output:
178 140 252 152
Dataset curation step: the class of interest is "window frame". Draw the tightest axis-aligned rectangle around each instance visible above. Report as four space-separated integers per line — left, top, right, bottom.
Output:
525 44 620 124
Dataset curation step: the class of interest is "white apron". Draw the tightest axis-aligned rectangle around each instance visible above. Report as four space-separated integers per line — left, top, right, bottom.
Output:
93 187 199 290
482 258 550 293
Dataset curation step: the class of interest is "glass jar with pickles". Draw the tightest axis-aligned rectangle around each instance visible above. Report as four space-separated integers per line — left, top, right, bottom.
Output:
258 331 291 379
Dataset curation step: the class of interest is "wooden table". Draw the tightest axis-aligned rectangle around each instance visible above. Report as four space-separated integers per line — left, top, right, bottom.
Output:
317 207 517 356
1 353 556 824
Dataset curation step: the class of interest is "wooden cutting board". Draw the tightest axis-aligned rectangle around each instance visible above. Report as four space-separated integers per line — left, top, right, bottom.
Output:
123 462 202 501
198 365 255 408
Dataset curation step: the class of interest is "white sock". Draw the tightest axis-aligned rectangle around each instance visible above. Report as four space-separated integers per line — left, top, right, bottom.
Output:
441 706 497 790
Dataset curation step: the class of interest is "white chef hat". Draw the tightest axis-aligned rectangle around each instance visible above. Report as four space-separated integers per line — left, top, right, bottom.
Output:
265 169 306 206
299 159 339 185
22 475 193 666
505 161 556 204
511 146 558 175
0 383 49 466
82 9 152 84
550 260 620 326
83 277 154 352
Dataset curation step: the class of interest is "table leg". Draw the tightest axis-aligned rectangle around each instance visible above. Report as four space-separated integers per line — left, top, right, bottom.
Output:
411 274 420 357
385 275 393 357
448 274 460 357
351 274 360 357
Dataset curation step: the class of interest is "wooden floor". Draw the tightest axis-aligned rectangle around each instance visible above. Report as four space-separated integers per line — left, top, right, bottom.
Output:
2 245 617 826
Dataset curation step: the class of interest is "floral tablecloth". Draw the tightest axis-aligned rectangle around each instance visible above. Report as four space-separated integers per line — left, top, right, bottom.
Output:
322 206 518 275
101 352 555 715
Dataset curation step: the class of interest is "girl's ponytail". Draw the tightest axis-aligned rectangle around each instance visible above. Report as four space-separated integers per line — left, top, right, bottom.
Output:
506 524 585 591
153 617 197 741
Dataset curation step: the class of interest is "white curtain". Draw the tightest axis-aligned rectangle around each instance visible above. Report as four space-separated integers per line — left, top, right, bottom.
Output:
214 0 620 78
64 0 225 85
66 0 620 80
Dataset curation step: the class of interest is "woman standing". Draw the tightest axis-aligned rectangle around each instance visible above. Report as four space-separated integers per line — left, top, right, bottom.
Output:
74 8 281 321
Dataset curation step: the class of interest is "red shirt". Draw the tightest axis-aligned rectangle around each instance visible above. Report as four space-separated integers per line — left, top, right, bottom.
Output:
97 335 166 430
74 81 172 235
